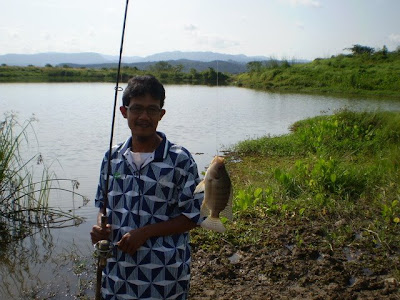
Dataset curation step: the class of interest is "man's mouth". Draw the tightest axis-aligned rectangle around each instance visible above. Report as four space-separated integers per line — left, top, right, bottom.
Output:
135 122 151 128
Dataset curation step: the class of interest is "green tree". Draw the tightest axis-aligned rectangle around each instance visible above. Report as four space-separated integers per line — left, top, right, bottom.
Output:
150 61 173 72
345 44 375 55
174 64 184 73
247 61 263 73
202 67 218 84
376 45 389 58
382 45 388 56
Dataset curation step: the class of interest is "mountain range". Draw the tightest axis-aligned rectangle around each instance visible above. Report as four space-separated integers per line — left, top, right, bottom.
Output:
0 51 309 74
0 51 269 66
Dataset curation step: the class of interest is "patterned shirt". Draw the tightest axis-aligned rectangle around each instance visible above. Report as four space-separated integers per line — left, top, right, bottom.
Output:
95 132 204 300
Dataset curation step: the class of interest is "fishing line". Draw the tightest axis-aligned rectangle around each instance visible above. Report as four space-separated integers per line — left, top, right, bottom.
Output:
215 60 221 157
215 60 221 156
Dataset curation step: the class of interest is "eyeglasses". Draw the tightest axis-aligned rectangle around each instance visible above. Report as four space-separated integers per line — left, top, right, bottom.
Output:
125 105 162 116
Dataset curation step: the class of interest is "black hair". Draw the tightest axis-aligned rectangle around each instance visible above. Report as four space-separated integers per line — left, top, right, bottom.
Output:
122 75 166 108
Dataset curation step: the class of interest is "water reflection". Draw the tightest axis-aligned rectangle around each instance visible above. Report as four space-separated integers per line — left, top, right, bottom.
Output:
0 226 94 299
0 181 90 299
0 228 54 297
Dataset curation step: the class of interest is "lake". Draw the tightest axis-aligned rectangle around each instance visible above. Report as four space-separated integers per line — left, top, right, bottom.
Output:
0 83 399 298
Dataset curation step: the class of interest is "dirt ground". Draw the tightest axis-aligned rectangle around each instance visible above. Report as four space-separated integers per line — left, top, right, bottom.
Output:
188 218 400 300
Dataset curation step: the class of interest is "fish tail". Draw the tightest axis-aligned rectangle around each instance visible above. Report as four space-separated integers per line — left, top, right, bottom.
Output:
201 217 226 233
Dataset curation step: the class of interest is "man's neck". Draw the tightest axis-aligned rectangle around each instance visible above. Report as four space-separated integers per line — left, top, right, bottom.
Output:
131 133 162 153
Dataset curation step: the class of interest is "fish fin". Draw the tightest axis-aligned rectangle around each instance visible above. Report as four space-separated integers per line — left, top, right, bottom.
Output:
220 187 233 221
201 217 226 233
194 180 205 194
200 200 210 217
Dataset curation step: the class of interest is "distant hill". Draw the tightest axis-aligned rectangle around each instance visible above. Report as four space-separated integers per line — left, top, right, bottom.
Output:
0 52 107 67
0 51 310 74
0 51 270 67
123 51 270 64
68 59 251 74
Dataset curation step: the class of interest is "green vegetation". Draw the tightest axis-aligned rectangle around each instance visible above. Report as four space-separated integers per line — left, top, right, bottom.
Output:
0 114 86 244
1 44 399 99
235 109 400 237
0 63 229 85
235 46 400 98
191 110 400 280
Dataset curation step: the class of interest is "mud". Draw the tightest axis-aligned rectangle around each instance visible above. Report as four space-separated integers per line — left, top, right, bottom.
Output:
189 219 400 300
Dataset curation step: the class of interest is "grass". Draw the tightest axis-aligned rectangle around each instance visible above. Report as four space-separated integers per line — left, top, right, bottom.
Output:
231 109 400 223
234 50 400 99
0 113 87 244
191 110 400 273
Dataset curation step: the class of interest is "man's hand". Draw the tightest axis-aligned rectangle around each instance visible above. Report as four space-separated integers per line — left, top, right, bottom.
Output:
117 227 149 255
90 224 111 244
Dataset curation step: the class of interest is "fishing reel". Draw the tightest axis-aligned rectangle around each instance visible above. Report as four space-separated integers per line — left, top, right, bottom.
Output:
94 240 114 300
94 239 114 267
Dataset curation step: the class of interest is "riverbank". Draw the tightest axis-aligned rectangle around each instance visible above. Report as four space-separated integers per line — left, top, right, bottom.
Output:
189 110 400 299
14 110 400 299
1 50 400 100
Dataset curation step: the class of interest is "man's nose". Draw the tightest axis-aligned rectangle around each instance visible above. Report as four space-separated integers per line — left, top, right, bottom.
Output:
137 109 151 117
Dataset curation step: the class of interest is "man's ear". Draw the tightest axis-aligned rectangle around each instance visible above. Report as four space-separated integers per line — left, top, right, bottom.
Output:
159 109 166 121
120 106 127 118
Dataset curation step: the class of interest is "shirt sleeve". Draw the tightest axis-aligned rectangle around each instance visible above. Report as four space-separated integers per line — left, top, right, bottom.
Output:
177 152 205 226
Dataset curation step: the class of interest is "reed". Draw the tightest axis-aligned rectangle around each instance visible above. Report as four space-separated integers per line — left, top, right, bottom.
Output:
0 113 86 242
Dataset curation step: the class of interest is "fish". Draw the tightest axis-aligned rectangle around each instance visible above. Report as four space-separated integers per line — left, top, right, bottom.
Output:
194 156 233 233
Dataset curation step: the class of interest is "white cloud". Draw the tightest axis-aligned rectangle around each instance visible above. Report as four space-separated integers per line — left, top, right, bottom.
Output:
195 33 239 50
282 0 322 8
87 28 96 38
41 32 52 41
389 33 400 43
183 24 239 51
296 22 305 30
240 15 248 23
184 24 198 32
7 29 21 40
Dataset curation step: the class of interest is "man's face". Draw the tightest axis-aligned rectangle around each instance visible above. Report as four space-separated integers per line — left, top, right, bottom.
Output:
120 94 165 138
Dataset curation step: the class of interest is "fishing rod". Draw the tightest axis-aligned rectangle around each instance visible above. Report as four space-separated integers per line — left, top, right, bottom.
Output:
94 1 129 299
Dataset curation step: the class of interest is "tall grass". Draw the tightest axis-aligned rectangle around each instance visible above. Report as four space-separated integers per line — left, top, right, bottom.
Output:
0 114 86 243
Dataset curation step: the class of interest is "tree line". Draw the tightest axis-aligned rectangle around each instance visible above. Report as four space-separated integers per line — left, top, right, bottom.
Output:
0 61 230 85
1 44 399 98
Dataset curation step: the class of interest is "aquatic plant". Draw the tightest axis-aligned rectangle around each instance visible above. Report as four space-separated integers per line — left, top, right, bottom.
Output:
0 113 87 243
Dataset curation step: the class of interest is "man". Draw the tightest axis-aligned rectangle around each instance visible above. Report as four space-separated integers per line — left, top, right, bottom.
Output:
90 75 204 299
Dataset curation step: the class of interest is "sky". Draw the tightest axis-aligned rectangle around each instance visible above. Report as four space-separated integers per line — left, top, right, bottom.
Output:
1 0 400 60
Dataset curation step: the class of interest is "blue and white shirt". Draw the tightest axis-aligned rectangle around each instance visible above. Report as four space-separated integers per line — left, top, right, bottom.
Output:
95 132 204 300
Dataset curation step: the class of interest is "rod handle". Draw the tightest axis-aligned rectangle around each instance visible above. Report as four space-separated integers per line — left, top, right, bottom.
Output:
101 214 108 230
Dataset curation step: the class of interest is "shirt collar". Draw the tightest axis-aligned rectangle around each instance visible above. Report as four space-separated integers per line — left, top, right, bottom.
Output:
119 131 170 162
154 131 169 162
